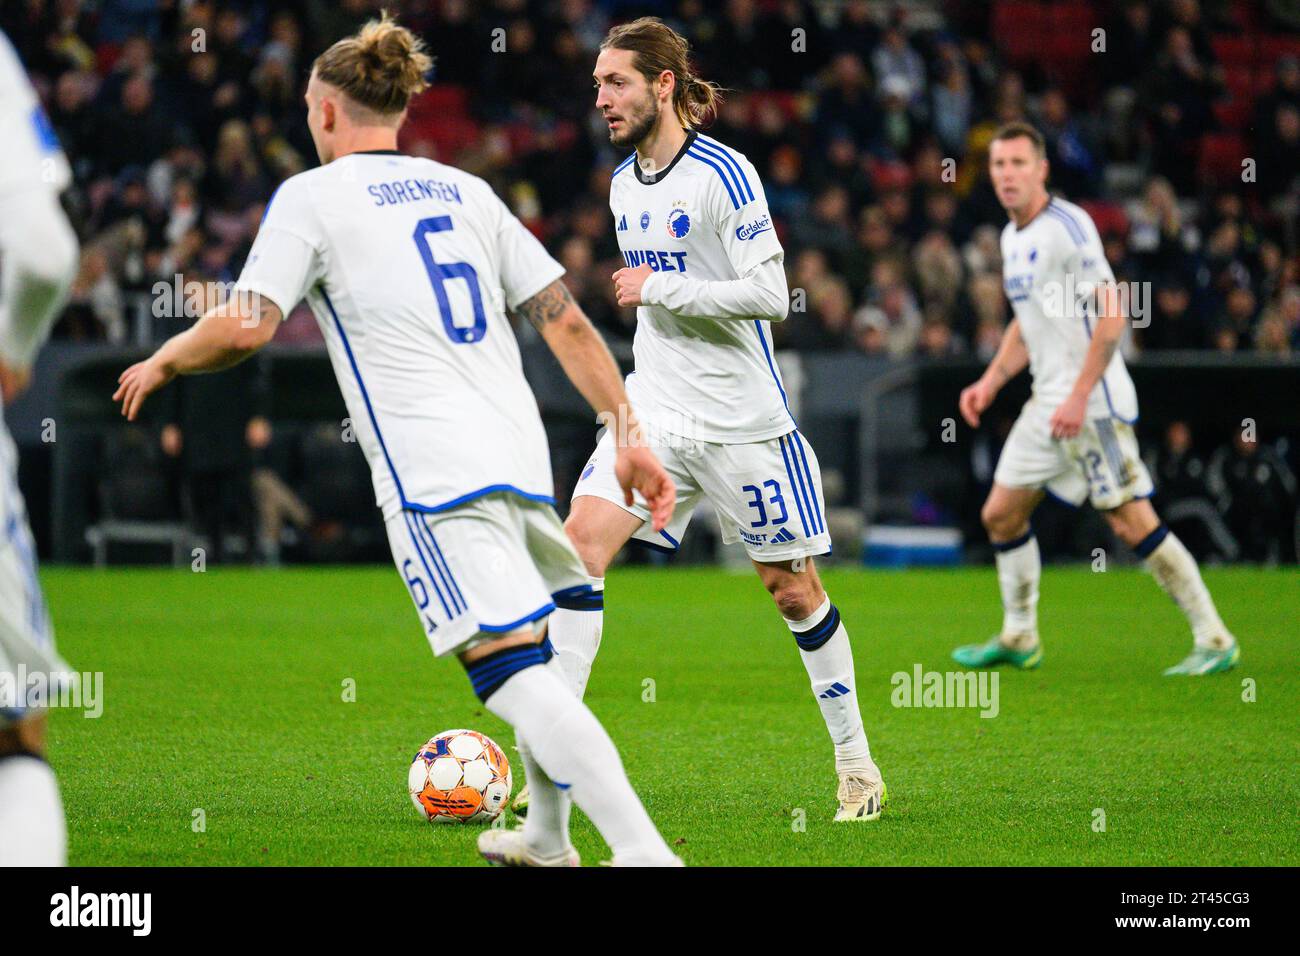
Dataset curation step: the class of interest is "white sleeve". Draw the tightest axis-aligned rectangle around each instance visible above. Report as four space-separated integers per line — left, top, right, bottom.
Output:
0 188 78 367
641 254 788 321
1062 209 1116 302
485 185 565 310
641 148 787 321
232 175 325 318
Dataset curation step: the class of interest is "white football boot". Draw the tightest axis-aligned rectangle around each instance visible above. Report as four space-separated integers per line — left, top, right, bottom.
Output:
477 827 579 867
834 766 887 822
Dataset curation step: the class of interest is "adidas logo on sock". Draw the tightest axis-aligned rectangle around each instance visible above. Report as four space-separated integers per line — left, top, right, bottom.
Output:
770 527 796 544
819 681 851 699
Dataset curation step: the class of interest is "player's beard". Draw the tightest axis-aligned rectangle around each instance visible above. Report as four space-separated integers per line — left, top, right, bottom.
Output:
608 91 659 149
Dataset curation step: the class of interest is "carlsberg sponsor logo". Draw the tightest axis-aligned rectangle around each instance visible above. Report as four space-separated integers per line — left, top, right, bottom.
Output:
50 886 151 936
735 215 772 241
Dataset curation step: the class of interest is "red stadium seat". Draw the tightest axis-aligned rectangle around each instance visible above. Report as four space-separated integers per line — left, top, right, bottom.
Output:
992 1 1050 64
1211 35 1256 68
1213 98 1251 130
1224 65 1256 100
1050 1 1096 38
1259 35 1300 65
1078 200 1128 237
1198 132 1248 185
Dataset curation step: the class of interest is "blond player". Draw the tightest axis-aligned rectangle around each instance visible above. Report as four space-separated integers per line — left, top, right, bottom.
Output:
114 16 682 866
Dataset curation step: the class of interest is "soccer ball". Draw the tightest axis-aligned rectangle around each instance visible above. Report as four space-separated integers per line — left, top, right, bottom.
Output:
408 729 512 824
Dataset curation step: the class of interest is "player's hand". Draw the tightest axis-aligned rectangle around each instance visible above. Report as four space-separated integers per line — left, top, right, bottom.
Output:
0 360 32 405
113 356 175 422
1050 393 1087 440
959 377 997 428
612 264 654 307
614 444 676 533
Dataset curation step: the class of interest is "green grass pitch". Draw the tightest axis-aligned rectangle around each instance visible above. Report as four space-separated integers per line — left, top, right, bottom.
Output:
41 564 1298 866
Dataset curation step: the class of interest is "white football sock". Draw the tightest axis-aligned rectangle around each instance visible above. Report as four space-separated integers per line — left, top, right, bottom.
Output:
994 532 1040 641
787 597 874 776
515 741 572 858
1140 529 1232 650
0 754 67 866
550 577 604 699
484 663 675 865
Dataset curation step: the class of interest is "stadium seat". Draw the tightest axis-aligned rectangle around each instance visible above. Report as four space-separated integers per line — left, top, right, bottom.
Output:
1211 35 1256 68
992 0 1050 65
1078 200 1128 237
1198 132 1248 185
1260 35 1300 65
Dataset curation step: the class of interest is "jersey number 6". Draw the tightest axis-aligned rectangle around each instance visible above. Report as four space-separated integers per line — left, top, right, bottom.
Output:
412 215 488 344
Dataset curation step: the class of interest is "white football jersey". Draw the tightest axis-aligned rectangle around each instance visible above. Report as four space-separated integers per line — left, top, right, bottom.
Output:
234 152 564 518
0 30 71 198
610 131 794 443
1000 196 1137 422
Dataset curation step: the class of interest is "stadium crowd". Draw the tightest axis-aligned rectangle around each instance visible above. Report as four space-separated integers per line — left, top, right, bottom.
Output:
4 0 1297 564
5 0 1300 358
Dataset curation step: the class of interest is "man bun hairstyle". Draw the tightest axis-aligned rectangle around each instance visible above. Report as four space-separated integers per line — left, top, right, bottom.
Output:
601 17 723 129
313 11 432 116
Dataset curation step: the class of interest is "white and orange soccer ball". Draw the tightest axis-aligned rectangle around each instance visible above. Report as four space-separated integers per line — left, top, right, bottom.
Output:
408 729 512 824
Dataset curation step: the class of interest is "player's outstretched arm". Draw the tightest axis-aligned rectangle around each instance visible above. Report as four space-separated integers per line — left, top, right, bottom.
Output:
514 277 675 531
1051 283 1125 439
113 294 282 421
960 318 1029 428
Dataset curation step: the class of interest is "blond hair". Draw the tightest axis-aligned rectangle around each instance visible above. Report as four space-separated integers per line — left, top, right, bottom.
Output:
601 17 722 129
313 12 431 116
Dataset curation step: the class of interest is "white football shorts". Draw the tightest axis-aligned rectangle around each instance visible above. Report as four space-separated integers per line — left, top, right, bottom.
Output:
0 453 66 730
994 397 1154 510
384 492 591 657
573 425 832 563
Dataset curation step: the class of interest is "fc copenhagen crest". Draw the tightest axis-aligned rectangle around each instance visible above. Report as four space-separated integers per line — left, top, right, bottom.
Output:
666 205 691 239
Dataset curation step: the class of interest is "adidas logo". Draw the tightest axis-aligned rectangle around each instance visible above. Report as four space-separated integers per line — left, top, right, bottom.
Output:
770 527 796 544
616 214 628 232
819 682 851 700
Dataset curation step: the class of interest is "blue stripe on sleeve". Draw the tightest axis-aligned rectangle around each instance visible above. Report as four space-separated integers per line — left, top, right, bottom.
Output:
690 137 751 204
686 149 740 209
696 135 754 203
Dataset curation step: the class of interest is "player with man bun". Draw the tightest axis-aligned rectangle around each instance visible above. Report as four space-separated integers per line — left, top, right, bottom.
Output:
114 14 681 867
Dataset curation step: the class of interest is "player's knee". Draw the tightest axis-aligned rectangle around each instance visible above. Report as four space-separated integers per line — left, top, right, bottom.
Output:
562 517 610 577
767 577 817 620
981 500 1021 539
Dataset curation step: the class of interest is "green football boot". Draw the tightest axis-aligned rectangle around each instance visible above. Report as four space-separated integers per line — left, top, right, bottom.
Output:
1163 644 1240 676
951 634 1043 670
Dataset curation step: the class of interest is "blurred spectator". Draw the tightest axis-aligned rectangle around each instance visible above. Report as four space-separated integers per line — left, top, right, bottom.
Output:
1146 421 1239 561
1207 430 1299 563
